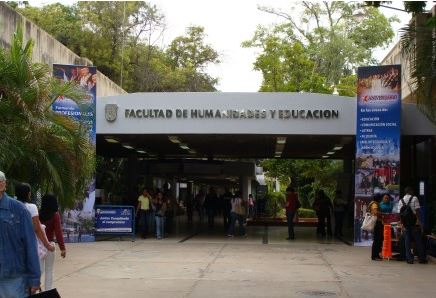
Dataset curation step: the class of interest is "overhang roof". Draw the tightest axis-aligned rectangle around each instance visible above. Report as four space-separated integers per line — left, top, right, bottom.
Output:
96 93 435 159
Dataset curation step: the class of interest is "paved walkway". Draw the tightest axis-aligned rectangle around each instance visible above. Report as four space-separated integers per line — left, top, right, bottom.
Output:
49 225 435 298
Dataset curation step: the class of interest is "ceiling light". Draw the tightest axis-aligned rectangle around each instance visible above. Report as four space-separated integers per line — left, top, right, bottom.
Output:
188 149 196 154
168 136 181 143
322 155 329 159
276 137 286 145
179 143 190 150
327 151 335 155
136 150 146 154
105 138 119 143
122 144 134 149
333 146 343 151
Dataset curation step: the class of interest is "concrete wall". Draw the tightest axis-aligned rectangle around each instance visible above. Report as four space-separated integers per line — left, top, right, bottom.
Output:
0 2 126 97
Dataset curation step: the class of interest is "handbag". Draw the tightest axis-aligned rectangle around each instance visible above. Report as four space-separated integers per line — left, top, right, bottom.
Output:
361 213 377 232
28 288 61 298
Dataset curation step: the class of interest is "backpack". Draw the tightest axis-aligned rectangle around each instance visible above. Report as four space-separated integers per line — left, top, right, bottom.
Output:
400 196 417 227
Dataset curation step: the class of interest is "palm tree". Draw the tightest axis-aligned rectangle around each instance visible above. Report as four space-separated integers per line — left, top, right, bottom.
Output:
0 26 94 208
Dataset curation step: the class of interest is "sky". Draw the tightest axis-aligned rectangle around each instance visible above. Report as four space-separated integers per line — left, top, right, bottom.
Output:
32 0 428 92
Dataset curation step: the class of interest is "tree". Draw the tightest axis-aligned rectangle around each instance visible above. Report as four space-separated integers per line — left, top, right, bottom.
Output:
0 27 94 208
243 25 331 93
16 2 221 92
400 7 436 124
167 26 220 91
261 159 342 206
245 1 397 92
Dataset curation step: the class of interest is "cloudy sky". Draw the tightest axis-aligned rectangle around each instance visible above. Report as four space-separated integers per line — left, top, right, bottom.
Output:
33 0 422 92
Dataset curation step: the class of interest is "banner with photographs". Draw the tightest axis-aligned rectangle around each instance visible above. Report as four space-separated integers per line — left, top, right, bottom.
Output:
354 65 401 246
52 64 97 242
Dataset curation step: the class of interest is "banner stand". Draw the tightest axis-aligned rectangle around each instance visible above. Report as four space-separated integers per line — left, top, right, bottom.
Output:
95 205 136 242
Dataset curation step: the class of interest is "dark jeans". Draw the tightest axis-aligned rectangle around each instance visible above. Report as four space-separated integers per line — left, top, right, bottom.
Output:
186 205 193 223
316 211 332 236
286 211 295 239
371 220 383 259
223 211 231 231
206 209 215 228
139 210 149 237
228 212 245 236
403 226 426 262
334 211 345 237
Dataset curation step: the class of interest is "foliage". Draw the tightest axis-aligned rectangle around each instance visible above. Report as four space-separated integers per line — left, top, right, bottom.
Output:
95 156 129 202
262 159 342 206
265 191 286 218
16 2 220 92
243 26 330 93
244 1 397 93
297 208 316 218
400 15 436 124
298 184 313 209
0 27 94 208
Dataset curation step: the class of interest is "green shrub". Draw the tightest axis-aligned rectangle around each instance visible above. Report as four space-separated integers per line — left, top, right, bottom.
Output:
265 191 286 218
297 208 316 218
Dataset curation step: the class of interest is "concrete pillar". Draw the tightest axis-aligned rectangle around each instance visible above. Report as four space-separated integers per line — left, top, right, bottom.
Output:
240 176 252 201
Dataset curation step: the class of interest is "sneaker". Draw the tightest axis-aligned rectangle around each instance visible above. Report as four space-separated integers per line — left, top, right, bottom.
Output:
407 260 414 264
226 234 233 237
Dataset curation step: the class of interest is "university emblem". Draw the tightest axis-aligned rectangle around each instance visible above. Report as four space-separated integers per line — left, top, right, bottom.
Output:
105 104 118 122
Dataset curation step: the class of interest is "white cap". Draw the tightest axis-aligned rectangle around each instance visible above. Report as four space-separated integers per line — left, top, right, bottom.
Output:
0 171 6 181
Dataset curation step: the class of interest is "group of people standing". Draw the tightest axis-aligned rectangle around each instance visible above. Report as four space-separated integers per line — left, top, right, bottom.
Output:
0 171 65 297
368 187 427 264
284 187 347 241
136 188 177 240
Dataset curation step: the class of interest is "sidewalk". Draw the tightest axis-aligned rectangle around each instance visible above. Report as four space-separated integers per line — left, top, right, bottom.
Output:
51 226 436 298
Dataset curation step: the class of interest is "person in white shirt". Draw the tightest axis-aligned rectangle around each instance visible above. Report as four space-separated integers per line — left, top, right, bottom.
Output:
398 187 427 264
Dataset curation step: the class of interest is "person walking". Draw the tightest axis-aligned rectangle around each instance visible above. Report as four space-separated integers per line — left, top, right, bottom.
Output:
0 171 41 297
222 189 233 231
368 200 383 260
399 186 427 264
136 188 151 238
313 189 333 237
14 183 55 258
227 191 246 237
185 187 194 224
248 194 256 219
39 193 66 290
333 190 347 238
153 191 167 239
284 187 300 240
204 187 217 228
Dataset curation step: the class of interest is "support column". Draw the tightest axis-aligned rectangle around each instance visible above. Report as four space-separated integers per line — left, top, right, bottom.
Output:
240 176 252 201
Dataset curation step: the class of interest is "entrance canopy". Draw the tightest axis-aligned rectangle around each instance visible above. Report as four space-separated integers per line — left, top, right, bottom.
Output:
96 93 436 159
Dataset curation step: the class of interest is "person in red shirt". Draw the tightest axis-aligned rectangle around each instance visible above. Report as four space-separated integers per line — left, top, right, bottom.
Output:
39 193 66 290
284 187 300 240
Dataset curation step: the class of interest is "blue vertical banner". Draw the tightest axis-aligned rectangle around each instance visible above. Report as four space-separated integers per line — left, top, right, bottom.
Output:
52 64 97 242
354 65 401 246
